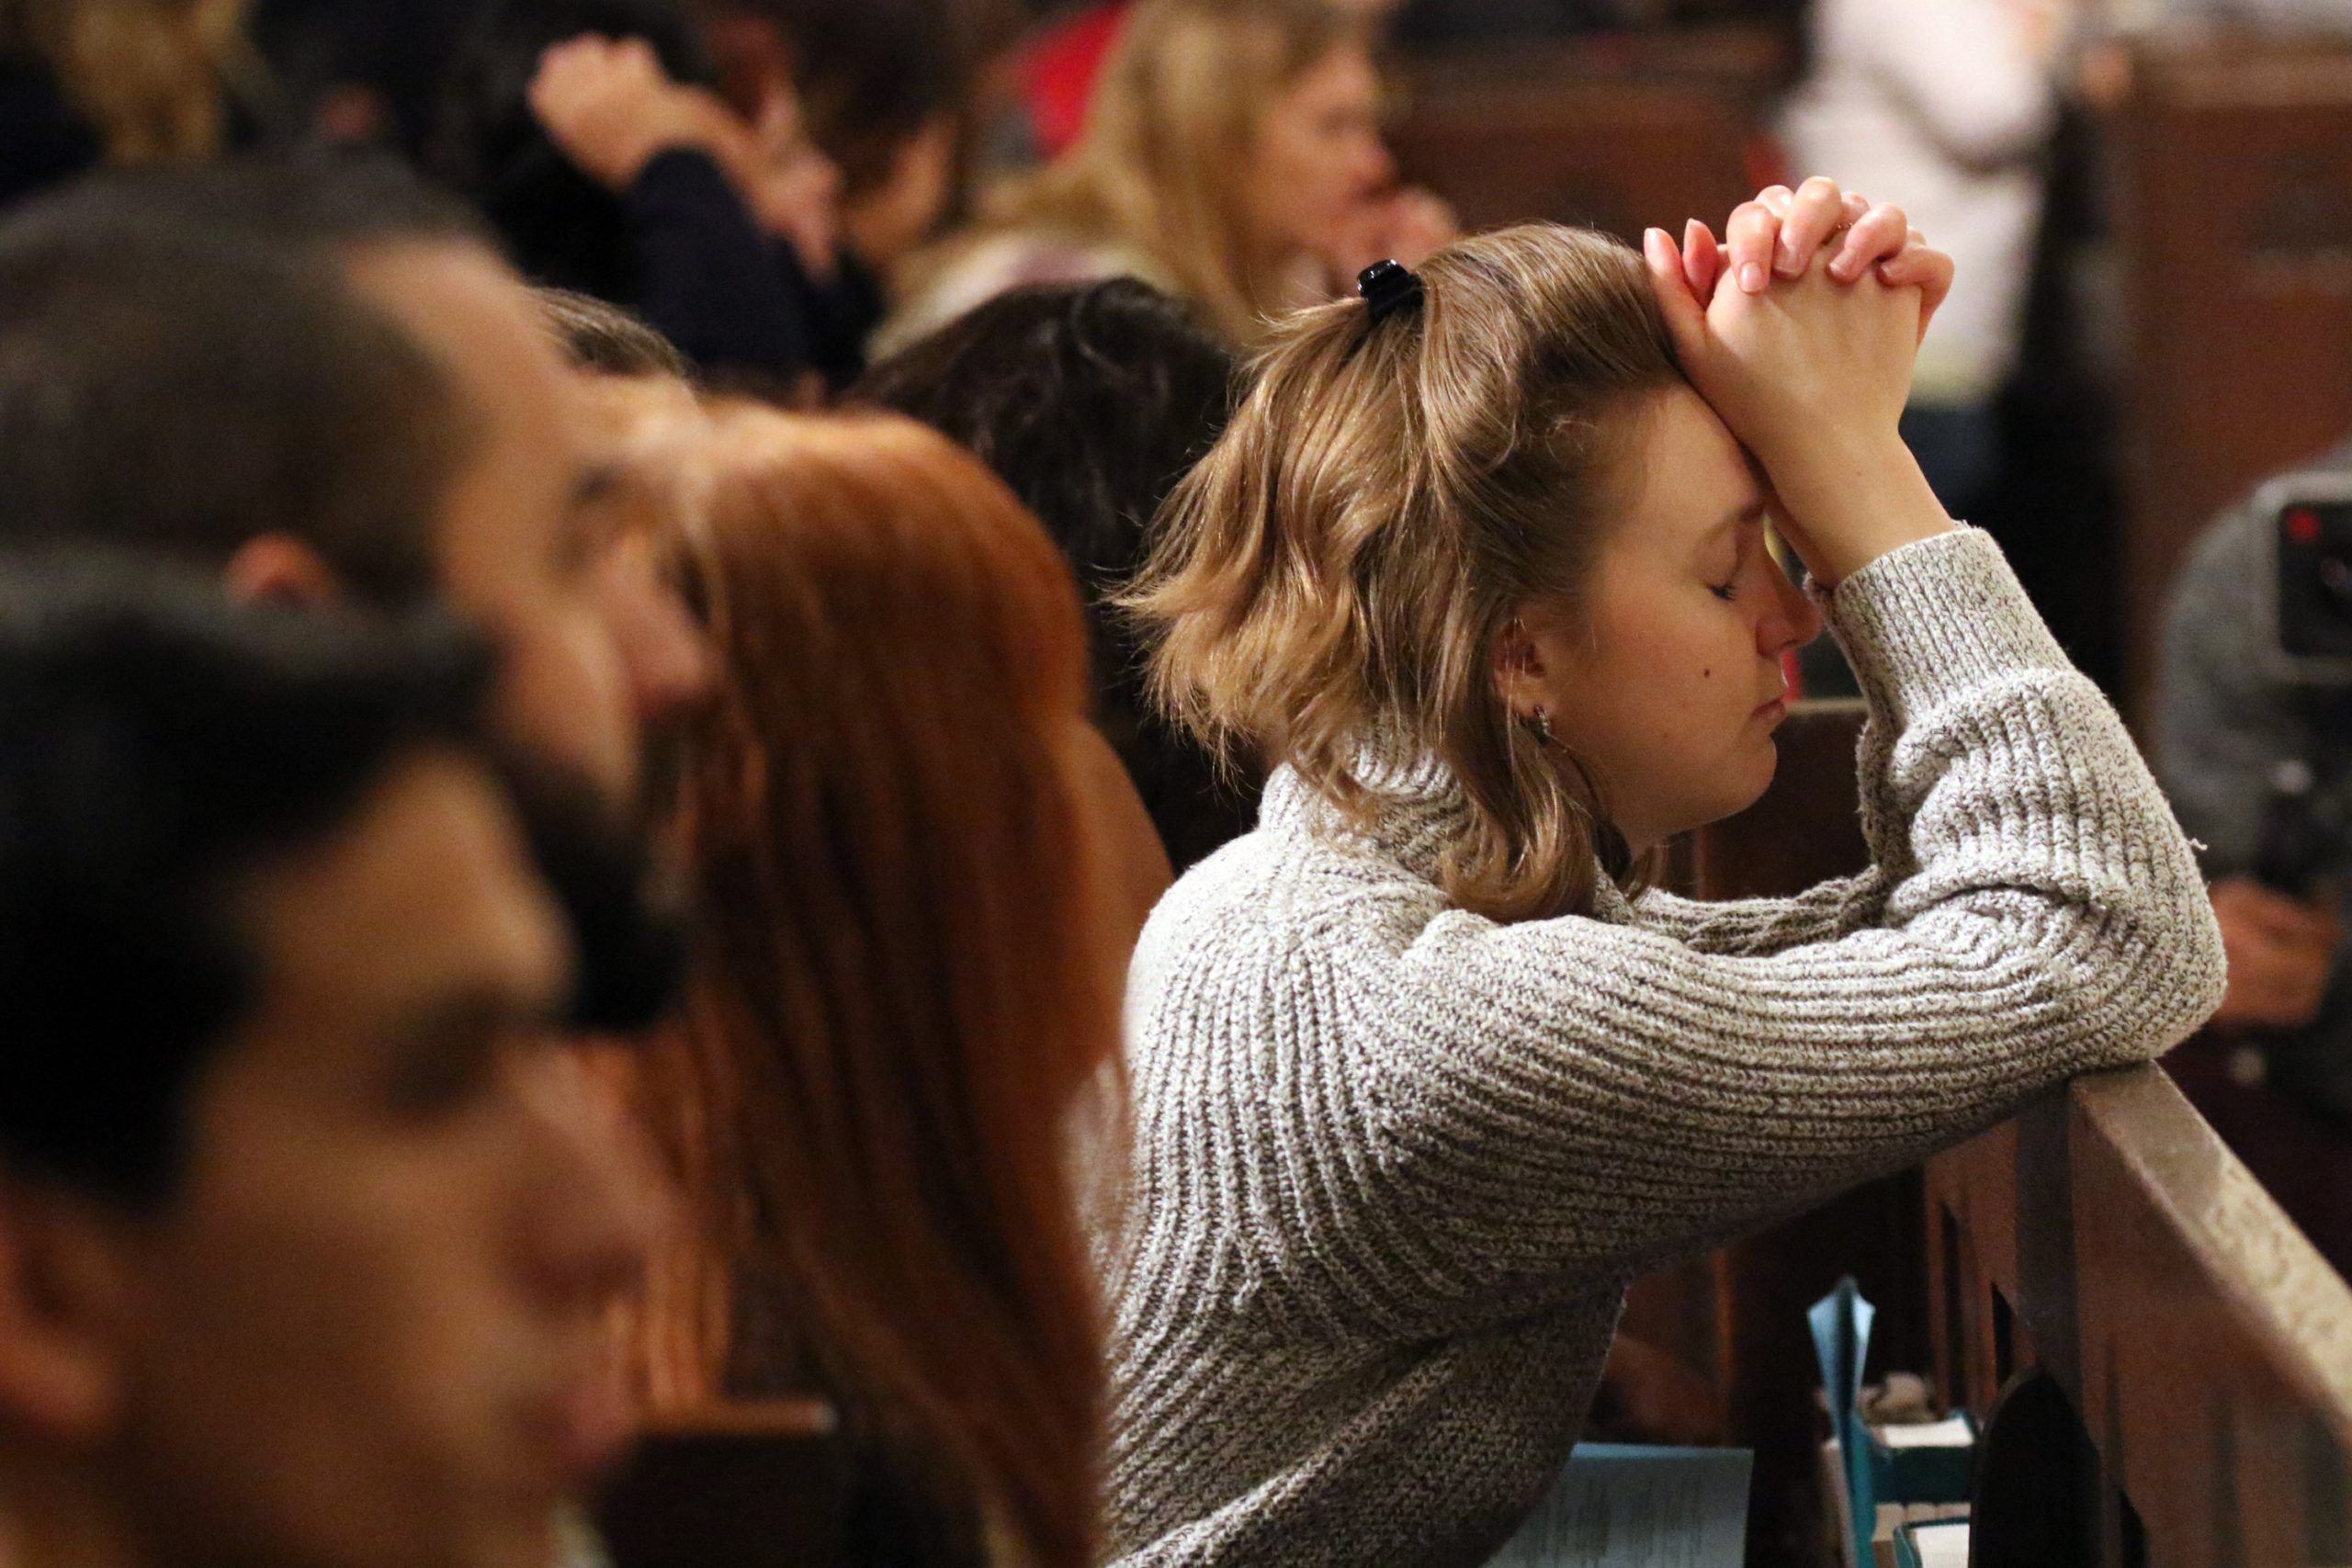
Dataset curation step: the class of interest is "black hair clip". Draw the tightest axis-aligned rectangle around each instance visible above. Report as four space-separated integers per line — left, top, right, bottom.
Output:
1357 259 1424 325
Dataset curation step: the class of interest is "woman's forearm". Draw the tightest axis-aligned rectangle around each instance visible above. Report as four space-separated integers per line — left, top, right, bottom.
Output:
1767 431 1955 587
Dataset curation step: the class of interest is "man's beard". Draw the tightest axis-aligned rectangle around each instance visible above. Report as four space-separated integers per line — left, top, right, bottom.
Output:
495 749 688 1035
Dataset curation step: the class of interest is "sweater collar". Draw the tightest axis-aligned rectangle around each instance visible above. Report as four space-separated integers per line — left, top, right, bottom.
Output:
1259 750 1637 925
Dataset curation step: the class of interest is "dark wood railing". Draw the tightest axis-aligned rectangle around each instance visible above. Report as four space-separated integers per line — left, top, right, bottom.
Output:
1645 700 2352 1566
1929 1071 2352 1567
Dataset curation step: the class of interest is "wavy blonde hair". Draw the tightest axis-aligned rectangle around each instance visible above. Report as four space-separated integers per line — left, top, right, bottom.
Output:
8 0 254 164
966 0 1363 344
1125 224 1684 923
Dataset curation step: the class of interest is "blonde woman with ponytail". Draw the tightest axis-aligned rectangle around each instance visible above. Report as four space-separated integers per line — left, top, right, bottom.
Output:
0 0 258 207
1102 182 2226 1564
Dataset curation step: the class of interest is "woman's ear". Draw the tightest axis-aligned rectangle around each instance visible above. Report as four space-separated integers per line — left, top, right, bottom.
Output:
222 534 345 607
0 1182 141 1444
1488 612 1549 718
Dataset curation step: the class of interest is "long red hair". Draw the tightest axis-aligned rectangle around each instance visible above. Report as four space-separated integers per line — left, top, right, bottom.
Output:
635 406 1119 1566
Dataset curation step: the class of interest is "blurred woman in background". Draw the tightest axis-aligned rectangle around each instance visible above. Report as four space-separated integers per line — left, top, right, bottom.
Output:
0 0 264 208
889 0 1452 348
628 407 1159 1566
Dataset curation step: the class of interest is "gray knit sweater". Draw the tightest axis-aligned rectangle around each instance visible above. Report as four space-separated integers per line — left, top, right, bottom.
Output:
1103 527 2226 1566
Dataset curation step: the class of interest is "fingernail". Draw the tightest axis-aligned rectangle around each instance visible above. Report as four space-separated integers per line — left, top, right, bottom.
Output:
1642 227 1667 261
1776 243 1804 276
1739 262 1766 293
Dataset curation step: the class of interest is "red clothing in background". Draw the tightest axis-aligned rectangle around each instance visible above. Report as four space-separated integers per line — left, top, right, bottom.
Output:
1015 3 1130 158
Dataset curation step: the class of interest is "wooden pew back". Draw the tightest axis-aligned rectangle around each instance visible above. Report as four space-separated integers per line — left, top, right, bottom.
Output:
2109 37 2352 720
1387 28 1786 244
1928 1069 2352 1565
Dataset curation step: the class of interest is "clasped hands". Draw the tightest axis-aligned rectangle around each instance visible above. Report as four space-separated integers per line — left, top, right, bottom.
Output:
1645 177 1958 588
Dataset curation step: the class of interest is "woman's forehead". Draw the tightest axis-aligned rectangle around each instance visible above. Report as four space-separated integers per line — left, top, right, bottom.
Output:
1622 388 1762 548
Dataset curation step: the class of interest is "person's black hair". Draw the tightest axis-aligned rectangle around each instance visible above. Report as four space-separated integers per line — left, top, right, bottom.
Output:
853 278 1255 870
0 197 470 604
710 0 973 203
536 285 693 378
429 0 719 304
0 553 498 1205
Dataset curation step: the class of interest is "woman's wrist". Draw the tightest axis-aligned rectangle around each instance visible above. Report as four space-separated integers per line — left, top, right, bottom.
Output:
1766 433 1953 586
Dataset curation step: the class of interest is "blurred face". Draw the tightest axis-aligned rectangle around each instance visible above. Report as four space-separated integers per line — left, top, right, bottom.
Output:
345 243 639 809
571 376 717 748
104 752 661 1568
1510 388 1824 851
845 115 957 271
1245 42 1395 258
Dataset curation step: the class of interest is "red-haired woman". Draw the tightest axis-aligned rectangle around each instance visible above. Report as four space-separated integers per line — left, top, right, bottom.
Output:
628 406 1162 1567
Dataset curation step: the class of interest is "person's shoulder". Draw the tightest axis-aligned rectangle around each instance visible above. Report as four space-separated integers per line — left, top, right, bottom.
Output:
1138 813 1440 965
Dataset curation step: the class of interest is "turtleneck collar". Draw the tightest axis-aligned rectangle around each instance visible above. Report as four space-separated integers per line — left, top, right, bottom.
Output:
1257 744 1639 926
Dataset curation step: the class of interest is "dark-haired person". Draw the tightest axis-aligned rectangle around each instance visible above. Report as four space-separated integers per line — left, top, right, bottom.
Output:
432 0 875 388
0 558 661 1568
699 0 972 283
0 160 673 807
0 161 715 1030
857 277 1252 873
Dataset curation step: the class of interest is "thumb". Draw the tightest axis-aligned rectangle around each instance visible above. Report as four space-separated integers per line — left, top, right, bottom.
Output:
1643 228 1709 367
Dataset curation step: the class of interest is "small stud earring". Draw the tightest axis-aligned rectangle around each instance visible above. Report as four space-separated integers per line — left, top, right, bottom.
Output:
1522 706 1555 748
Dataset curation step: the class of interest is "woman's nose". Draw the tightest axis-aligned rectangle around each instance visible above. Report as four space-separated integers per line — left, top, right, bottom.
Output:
1762 568 1825 657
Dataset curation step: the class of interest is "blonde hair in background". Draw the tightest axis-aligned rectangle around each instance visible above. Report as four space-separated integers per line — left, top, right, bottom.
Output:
7 0 255 164
979 0 1363 344
1125 223 1685 923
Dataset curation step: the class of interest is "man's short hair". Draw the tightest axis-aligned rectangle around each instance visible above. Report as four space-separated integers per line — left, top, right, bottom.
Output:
22 150 492 255
0 553 498 1205
0 164 481 603
535 287 692 378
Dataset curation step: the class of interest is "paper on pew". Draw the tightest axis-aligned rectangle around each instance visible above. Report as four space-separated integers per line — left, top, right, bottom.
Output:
1903 1520 1969 1568
1874 1416 1973 1449
1484 1444 1751 1568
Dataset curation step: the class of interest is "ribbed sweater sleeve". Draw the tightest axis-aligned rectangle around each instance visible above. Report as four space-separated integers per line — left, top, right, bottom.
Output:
1316 528 2224 1335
